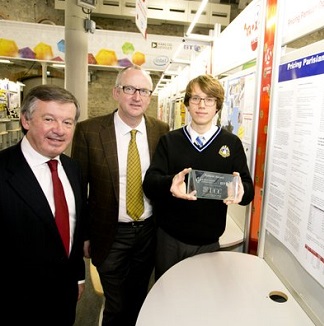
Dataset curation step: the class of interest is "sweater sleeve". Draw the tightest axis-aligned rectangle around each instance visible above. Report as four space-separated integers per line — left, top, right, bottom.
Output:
143 136 175 200
232 136 255 206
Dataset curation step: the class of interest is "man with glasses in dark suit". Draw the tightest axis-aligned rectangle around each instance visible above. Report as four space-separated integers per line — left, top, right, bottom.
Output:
71 65 169 326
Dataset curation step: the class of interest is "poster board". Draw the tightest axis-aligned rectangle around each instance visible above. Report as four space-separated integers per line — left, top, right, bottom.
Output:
261 39 324 325
281 0 324 45
218 67 257 233
212 0 262 76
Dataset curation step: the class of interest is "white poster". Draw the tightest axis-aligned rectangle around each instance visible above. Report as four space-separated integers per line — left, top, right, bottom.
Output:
212 0 262 75
282 0 324 44
263 44 324 286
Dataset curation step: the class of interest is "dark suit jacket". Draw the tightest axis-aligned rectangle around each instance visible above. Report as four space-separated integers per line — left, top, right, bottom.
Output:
71 111 169 266
0 142 86 326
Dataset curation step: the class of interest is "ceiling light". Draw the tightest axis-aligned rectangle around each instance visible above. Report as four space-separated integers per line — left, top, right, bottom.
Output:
185 0 209 37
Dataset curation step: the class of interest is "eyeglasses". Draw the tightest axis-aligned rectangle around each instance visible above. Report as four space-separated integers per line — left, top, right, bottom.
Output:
117 85 152 97
189 96 217 107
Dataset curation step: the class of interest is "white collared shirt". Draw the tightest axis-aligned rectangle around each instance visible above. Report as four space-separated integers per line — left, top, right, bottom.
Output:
114 112 152 222
187 123 218 145
21 136 76 251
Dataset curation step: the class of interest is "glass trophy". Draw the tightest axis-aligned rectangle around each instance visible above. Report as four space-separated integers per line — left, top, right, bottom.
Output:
187 169 239 200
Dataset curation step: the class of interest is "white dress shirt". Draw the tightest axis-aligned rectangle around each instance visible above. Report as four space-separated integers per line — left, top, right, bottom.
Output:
21 136 76 251
114 111 152 222
187 123 218 145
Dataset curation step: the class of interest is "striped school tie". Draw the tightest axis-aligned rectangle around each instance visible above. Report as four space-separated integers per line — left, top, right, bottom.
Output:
195 136 205 148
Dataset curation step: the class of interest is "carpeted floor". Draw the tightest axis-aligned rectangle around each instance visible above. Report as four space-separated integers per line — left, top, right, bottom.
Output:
74 258 155 326
74 258 103 326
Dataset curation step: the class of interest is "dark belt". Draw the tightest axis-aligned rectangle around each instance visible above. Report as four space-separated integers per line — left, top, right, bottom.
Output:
118 217 153 228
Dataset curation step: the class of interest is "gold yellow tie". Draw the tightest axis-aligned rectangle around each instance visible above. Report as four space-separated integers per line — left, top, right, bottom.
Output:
126 129 144 220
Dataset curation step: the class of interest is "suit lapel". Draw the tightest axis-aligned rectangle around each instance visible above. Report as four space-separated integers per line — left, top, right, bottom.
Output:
99 114 120 197
145 115 163 159
60 154 82 251
7 146 57 231
60 154 80 216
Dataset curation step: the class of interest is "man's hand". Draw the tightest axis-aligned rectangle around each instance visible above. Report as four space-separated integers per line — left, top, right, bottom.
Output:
170 168 197 201
223 172 244 205
78 283 85 301
83 240 91 258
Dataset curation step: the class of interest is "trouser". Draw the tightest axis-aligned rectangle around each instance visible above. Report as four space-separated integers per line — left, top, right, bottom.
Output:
155 227 220 281
97 217 155 326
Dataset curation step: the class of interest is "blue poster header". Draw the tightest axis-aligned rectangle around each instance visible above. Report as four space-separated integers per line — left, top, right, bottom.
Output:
278 52 324 82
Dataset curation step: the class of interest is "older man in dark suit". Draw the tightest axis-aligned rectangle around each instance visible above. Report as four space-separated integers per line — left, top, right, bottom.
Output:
0 85 86 326
71 65 169 326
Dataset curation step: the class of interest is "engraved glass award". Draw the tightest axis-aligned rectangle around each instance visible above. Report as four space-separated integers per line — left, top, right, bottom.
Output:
187 169 239 200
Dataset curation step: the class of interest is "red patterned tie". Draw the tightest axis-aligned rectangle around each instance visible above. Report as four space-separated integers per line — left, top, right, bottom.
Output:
47 160 70 256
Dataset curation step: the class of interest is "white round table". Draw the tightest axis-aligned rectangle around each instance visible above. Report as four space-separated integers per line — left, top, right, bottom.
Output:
136 251 314 326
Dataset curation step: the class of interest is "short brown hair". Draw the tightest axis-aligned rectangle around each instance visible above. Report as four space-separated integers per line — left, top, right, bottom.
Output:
184 74 224 113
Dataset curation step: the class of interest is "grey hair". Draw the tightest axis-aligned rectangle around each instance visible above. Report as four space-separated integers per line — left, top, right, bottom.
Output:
20 84 81 134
